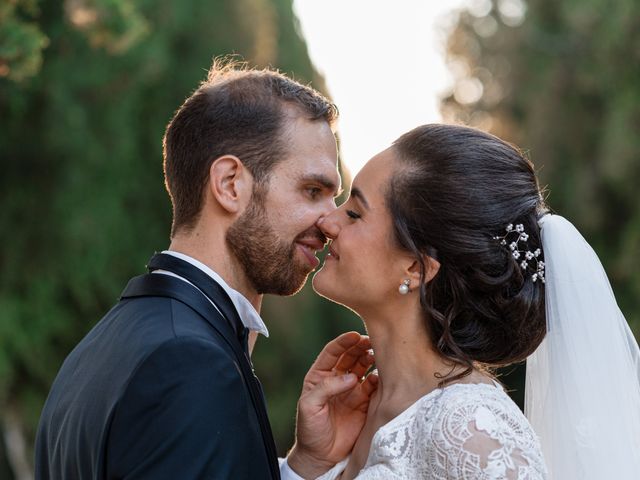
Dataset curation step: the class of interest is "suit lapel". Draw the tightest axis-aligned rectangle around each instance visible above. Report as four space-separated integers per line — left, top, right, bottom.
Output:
147 253 246 342
120 253 280 479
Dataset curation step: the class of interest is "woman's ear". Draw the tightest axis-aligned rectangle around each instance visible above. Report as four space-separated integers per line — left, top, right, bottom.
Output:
208 155 253 214
406 255 441 290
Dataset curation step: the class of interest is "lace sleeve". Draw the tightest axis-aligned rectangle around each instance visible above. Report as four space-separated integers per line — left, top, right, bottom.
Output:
314 458 348 480
314 457 403 480
429 394 547 480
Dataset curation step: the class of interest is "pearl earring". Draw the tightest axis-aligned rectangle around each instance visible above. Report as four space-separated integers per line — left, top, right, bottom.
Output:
398 279 411 295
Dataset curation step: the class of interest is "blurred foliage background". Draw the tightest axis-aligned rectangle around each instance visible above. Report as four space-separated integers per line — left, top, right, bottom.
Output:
1 0 638 478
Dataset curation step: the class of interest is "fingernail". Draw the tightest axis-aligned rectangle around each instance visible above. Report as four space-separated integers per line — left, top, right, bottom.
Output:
342 373 355 382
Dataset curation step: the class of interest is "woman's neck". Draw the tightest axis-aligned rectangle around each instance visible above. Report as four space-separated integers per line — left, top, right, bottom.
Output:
339 300 494 480
359 299 490 421
359 302 444 419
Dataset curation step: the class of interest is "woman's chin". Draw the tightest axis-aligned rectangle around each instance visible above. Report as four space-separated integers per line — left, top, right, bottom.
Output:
312 268 341 302
312 269 361 315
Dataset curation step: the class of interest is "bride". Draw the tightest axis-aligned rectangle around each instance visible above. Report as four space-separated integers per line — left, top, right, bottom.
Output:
306 124 640 479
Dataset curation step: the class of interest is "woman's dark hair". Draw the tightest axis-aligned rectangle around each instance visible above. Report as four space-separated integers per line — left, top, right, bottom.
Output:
389 124 549 384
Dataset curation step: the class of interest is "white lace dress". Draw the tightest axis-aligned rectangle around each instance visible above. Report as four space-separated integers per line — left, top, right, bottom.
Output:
318 382 547 480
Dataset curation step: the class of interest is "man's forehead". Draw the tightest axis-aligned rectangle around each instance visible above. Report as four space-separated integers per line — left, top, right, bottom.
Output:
281 110 336 143
275 114 340 188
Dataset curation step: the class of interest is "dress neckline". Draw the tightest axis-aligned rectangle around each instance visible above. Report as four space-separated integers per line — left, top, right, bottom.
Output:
365 381 504 466
377 380 503 435
331 382 505 478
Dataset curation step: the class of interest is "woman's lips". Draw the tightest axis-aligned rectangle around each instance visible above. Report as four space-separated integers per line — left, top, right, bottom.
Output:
327 245 340 260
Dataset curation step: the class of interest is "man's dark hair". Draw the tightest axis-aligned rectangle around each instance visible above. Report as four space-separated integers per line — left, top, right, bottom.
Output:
163 59 338 236
388 124 549 385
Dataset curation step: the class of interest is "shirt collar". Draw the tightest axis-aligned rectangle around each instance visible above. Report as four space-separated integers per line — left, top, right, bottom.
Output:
161 250 269 337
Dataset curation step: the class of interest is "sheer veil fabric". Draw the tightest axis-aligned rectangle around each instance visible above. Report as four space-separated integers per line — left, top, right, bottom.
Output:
525 215 640 479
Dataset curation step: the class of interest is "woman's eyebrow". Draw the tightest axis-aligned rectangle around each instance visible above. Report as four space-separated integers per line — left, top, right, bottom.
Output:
350 186 370 210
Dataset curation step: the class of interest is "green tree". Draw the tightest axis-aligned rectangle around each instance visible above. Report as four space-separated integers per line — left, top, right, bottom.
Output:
0 0 357 476
0 0 49 82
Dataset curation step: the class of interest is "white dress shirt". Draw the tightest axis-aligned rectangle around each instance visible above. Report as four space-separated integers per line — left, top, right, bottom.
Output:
154 250 269 337
153 250 305 480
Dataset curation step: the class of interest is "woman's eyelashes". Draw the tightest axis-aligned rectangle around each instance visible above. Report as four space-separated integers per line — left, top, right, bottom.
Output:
346 209 361 220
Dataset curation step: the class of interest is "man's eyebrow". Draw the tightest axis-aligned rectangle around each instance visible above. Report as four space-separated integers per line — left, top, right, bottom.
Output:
350 187 370 210
301 174 342 197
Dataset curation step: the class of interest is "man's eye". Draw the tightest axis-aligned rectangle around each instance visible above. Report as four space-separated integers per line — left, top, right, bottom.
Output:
346 209 361 220
307 187 322 198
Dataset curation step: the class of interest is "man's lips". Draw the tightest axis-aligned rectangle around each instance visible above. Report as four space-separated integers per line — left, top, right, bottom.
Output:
296 238 325 268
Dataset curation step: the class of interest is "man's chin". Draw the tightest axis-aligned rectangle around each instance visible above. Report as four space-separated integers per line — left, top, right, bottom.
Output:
285 270 312 296
257 270 310 296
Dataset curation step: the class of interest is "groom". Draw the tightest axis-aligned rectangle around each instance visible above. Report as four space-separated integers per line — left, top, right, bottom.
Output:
35 61 377 479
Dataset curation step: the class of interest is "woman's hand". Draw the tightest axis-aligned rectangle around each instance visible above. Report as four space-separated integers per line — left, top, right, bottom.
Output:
287 332 378 478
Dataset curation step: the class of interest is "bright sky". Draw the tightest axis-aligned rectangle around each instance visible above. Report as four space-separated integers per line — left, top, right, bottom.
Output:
293 0 469 176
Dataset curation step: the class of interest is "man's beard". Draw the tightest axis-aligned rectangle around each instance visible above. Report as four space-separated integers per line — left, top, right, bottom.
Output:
227 194 325 296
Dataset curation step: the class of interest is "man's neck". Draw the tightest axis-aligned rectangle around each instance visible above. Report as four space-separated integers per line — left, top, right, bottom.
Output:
168 234 263 312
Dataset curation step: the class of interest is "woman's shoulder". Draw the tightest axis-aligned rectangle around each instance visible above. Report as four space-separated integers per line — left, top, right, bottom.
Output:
352 383 547 479
426 382 535 439
410 382 518 420
397 381 526 437
419 382 547 479
434 381 520 411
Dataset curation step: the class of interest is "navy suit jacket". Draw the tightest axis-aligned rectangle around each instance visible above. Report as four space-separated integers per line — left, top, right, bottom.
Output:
35 254 279 479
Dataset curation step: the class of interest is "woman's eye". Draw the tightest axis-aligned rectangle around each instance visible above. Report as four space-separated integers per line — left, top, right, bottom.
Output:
346 209 361 220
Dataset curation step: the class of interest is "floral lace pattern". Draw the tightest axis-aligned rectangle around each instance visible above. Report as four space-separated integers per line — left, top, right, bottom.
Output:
318 383 547 479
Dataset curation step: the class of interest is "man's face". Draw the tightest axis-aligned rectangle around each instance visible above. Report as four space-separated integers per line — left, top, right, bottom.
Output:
227 115 340 295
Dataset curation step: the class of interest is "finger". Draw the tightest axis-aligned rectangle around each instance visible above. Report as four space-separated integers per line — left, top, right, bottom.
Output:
343 350 375 379
333 339 372 373
303 373 358 409
311 332 364 372
341 374 379 411
360 371 379 397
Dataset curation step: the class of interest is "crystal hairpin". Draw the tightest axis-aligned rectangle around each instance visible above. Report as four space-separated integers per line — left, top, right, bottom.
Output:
493 223 545 283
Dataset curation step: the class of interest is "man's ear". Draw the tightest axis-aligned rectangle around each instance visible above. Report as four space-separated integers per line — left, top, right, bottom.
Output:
208 155 253 214
405 256 441 290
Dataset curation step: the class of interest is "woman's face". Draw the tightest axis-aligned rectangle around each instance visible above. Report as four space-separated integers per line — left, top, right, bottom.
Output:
313 147 413 313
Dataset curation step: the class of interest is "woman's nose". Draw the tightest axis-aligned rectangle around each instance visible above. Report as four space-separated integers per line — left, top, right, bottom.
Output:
316 209 341 239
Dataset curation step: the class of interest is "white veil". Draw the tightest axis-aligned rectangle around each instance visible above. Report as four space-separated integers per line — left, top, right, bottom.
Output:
525 214 640 479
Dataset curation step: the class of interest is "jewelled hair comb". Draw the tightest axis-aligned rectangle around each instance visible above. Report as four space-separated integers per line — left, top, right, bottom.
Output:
494 223 545 283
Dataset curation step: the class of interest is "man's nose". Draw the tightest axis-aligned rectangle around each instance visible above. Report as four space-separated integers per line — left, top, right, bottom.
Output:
323 196 338 215
315 197 336 224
